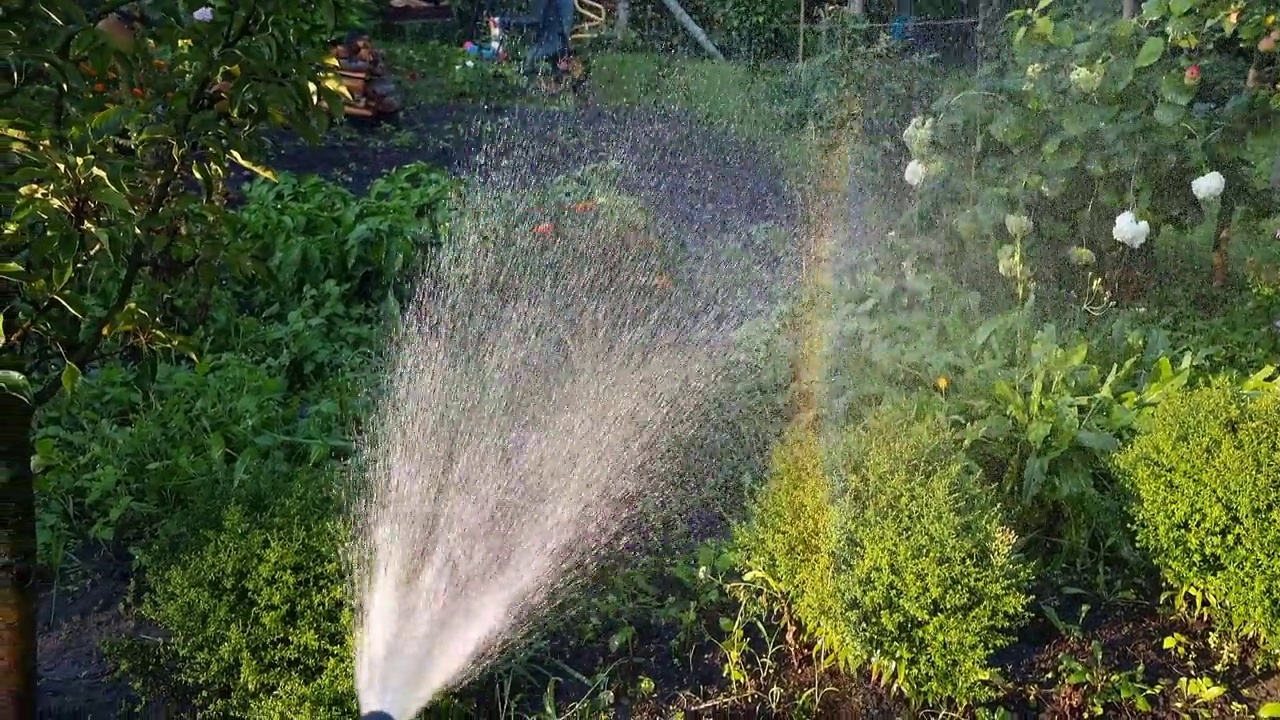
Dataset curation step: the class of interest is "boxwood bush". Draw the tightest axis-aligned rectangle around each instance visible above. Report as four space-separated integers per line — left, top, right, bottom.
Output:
739 400 1032 708
111 479 357 719
1113 382 1280 650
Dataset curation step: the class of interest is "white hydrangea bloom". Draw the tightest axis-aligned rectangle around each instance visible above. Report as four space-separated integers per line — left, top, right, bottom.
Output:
1113 210 1151 249
904 159 927 188
1191 171 1225 201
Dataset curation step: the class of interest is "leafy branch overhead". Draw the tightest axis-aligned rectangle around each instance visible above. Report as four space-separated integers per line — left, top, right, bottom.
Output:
1 0 351 407
898 0 1278 298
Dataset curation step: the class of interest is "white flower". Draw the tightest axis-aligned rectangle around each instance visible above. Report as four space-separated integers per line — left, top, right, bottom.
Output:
192 6 213 22
904 159 927 187
1069 65 1102 93
1191 171 1225 201
1113 210 1151 249
1004 213 1033 239
466 60 475 67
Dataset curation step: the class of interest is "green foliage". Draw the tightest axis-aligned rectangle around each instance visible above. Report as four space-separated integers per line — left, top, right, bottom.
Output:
901 1 1279 291
820 247 1208 587
736 430 854 666
957 317 1194 586
3 0 347 404
112 485 356 718
386 40 525 105
30 162 454 570
229 163 456 304
32 354 359 569
1112 379 1280 649
739 404 1032 708
826 402 1031 707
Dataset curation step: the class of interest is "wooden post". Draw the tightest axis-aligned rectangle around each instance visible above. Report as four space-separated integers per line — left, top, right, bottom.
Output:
615 0 630 38
799 0 806 63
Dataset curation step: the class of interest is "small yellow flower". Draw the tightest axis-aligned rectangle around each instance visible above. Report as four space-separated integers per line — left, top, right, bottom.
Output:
935 375 951 393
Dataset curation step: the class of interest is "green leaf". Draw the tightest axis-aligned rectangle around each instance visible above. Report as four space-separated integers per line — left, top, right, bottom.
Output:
90 105 133 137
1135 36 1165 68
1159 73 1197 105
60 361 82 395
1167 0 1191 16
1075 430 1120 452
1258 701 1280 718
1140 0 1168 20
1242 365 1279 392
1 370 33 403
1153 102 1184 126
90 183 133 213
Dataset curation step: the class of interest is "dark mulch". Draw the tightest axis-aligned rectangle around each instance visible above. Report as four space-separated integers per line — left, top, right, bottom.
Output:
36 548 164 718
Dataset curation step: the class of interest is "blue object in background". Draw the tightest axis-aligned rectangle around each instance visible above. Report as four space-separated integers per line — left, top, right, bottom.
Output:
890 15 911 42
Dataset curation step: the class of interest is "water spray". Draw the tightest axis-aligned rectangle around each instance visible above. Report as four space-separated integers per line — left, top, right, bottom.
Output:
350 130 797 719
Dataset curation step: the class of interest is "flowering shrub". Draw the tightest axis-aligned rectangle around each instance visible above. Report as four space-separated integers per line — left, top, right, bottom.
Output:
897 0 1279 296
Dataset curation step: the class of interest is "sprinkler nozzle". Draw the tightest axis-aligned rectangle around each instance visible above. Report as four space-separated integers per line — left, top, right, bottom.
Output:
360 713 396 720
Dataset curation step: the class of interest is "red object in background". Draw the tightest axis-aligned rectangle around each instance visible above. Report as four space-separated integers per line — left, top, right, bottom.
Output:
533 222 554 234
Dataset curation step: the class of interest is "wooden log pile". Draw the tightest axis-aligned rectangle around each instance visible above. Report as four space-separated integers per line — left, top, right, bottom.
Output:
331 33 404 119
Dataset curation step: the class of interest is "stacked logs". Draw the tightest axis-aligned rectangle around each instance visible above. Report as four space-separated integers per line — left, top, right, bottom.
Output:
331 32 404 119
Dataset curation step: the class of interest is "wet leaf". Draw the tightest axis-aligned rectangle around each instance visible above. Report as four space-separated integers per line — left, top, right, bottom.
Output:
0 370 33 403
1135 37 1165 68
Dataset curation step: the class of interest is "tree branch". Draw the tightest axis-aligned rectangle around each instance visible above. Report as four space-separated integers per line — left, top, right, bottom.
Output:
32 165 179 407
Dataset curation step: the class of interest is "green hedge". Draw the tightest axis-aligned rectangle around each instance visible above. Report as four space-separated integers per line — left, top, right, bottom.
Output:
739 400 1031 707
112 482 356 718
1113 383 1280 648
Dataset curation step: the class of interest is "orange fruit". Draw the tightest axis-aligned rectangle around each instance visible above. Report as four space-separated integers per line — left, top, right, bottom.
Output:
93 82 106 93
153 59 167 70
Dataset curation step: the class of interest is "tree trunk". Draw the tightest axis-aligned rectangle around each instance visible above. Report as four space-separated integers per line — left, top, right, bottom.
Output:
0 398 37 720
849 0 865 15
1122 0 1137 19
657 0 726 61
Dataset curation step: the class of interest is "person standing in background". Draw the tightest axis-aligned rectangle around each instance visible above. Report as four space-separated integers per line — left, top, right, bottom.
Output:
524 0 575 76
